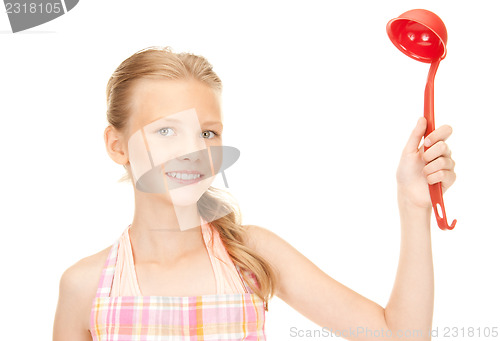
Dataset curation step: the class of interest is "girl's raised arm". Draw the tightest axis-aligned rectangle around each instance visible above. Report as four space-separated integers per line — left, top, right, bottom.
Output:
245 116 455 341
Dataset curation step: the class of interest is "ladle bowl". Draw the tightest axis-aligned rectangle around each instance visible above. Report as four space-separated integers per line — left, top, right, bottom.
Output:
387 9 456 230
387 9 447 63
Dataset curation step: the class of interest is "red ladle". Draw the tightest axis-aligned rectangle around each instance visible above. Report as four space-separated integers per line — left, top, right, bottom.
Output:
387 9 456 230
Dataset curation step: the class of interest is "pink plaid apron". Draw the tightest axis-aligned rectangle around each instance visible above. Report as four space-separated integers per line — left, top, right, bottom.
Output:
89 221 267 340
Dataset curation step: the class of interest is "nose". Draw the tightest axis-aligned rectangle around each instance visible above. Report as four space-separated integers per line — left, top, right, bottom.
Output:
176 148 203 162
174 132 207 163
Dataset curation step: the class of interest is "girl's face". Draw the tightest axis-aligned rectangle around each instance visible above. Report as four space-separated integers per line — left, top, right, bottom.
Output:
123 77 224 206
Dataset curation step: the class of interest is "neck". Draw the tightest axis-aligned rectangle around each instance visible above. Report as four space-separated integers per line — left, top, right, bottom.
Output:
129 190 205 264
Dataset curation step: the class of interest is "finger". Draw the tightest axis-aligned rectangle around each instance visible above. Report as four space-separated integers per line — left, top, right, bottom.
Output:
426 169 457 188
423 141 451 163
422 156 455 177
417 143 425 159
441 170 457 191
404 117 427 154
424 124 453 148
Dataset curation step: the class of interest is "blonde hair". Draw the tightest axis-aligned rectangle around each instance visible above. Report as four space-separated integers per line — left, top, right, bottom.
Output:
105 46 277 310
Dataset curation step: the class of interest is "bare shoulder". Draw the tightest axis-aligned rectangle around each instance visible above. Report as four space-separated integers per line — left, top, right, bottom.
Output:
61 244 112 294
242 224 295 254
53 245 113 339
240 224 296 275
241 224 281 250
241 224 327 298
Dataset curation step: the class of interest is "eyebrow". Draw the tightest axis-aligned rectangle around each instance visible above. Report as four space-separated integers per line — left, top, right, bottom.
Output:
202 120 224 128
146 116 182 125
145 116 223 129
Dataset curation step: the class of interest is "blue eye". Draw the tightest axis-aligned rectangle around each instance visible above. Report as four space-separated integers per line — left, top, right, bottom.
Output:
157 127 174 136
157 127 220 139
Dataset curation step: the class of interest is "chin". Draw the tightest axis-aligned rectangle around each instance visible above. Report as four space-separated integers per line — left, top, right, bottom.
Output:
170 184 212 207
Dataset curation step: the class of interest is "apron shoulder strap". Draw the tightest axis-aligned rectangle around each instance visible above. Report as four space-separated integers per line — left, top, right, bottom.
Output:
94 237 120 298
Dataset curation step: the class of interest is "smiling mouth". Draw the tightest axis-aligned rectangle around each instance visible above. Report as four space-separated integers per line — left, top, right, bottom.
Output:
165 171 205 184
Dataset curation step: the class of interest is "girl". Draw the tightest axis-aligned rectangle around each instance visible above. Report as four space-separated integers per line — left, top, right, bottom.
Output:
53 46 456 341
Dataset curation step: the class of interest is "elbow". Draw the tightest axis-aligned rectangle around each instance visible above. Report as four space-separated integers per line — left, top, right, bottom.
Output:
384 309 432 341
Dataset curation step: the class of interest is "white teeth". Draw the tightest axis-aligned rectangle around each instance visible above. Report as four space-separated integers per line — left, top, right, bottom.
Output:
167 172 201 180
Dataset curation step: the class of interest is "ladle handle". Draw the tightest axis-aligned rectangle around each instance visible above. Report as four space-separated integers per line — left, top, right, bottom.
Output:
424 59 457 230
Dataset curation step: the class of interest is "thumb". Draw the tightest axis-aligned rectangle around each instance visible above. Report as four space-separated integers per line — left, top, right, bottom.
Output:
403 117 427 154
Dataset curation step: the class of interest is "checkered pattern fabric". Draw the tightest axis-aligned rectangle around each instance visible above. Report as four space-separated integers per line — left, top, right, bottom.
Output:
89 234 267 340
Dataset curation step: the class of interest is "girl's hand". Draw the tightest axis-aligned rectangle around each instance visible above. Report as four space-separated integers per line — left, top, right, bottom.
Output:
396 117 456 209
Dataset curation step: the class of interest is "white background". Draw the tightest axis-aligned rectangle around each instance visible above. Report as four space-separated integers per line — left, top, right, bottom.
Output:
1 0 499 340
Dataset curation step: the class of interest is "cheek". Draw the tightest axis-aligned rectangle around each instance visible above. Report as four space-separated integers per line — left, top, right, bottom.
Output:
207 138 222 147
127 130 152 185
